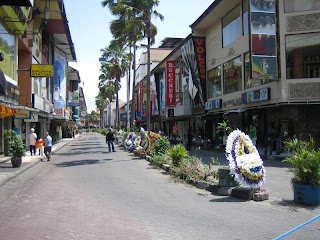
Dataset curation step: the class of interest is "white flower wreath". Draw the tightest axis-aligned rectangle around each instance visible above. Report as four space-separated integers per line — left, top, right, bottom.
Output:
226 129 266 188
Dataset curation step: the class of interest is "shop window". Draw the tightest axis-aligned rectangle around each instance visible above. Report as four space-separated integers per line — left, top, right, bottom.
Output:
286 33 320 79
243 0 249 35
0 23 15 80
284 0 320 13
207 66 221 98
224 56 242 94
222 5 241 47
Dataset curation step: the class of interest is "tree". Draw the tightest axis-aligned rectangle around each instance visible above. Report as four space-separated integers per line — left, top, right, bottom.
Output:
99 40 131 129
88 111 99 127
95 90 108 128
101 0 163 134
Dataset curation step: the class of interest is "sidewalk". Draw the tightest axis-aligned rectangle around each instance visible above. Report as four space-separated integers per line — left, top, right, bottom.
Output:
0 135 80 187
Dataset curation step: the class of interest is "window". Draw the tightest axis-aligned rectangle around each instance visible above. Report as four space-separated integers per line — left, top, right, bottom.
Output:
222 5 241 47
224 56 242 94
285 0 320 13
286 33 320 79
243 0 249 35
0 23 15 80
207 66 221 98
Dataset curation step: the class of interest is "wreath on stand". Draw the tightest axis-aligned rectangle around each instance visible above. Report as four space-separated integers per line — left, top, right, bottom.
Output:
226 130 266 188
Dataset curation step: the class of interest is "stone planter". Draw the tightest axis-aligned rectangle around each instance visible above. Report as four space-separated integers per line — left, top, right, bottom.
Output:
11 156 22 168
293 184 320 206
218 168 239 187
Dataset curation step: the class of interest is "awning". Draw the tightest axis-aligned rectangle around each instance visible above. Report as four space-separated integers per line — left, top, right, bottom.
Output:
0 68 20 101
14 105 40 112
0 1 33 7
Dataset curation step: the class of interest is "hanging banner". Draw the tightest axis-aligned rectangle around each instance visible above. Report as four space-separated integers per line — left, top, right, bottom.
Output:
139 81 144 114
249 0 278 80
181 36 206 114
166 61 176 106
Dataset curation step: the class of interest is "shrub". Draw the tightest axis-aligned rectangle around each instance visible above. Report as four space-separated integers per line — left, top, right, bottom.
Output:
284 136 320 186
150 136 171 157
168 144 188 166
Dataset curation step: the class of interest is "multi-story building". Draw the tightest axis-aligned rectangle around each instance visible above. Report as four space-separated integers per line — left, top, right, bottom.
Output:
147 0 320 146
0 0 85 152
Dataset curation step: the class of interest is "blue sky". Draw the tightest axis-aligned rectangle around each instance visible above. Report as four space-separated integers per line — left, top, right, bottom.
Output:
64 0 213 111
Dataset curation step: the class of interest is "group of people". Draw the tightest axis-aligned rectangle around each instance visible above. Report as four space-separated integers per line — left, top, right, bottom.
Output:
29 128 52 161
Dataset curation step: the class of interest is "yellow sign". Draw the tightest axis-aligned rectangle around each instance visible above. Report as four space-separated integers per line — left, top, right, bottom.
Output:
0 6 30 34
15 109 30 119
30 64 54 77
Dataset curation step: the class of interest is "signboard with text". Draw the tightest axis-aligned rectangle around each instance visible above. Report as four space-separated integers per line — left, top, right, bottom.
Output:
166 61 176 106
30 64 54 77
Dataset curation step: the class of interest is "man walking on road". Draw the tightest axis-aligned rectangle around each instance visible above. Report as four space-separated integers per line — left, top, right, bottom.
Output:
44 132 52 161
106 128 115 152
29 128 37 156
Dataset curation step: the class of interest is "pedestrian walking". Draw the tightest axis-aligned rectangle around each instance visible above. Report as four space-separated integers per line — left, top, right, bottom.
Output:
29 128 37 156
250 124 257 146
106 128 115 152
35 137 45 156
44 132 52 161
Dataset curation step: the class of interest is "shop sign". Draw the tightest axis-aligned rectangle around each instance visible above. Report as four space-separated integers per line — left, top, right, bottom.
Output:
14 109 30 119
139 81 144 113
30 64 54 77
168 109 174 117
223 98 242 107
241 87 270 103
205 99 222 110
54 107 65 118
0 6 30 33
80 110 87 117
24 113 38 122
68 102 81 107
166 61 176 106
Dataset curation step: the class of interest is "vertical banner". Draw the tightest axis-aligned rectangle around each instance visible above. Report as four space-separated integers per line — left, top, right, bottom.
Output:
166 61 176 106
53 51 66 107
181 36 206 114
160 72 166 109
150 74 159 116
134 90 138 112
139 81 144 114
250 0 278 80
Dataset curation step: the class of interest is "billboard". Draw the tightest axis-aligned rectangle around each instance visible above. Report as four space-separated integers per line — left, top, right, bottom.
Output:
181 36 207 114
166 61 176 106
53 52 66 108
249 0 278 80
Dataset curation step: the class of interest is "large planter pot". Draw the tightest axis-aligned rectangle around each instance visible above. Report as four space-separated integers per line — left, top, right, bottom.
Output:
293 184 320 206
11 156 22 168
218 168 239 187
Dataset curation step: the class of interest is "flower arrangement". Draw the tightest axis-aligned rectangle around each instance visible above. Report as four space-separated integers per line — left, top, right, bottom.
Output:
226 129 265 188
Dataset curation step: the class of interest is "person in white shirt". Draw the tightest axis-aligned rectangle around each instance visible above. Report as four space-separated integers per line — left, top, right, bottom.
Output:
29 128 37 156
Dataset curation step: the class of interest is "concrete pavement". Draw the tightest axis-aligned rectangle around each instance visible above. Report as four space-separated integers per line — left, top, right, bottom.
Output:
1 133 295 202
0 134 81 187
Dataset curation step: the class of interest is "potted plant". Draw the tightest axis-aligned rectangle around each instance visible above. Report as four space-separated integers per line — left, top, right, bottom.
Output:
4 129 26 168
284 136 320 205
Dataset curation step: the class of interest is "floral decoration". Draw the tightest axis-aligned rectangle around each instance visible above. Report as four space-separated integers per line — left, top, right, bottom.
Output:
226 129 266 188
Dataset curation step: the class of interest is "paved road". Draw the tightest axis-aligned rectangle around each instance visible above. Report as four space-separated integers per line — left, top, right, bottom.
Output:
0 132 319 240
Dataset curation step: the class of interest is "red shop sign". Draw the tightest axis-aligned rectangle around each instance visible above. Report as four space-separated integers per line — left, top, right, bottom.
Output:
166 61 176 106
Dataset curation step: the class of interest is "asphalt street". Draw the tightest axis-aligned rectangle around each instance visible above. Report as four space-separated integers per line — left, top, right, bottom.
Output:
0 132 319 240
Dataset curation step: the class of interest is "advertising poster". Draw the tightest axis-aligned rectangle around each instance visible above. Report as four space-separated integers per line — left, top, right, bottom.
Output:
53 52 66 108
250 0 277 80
181 36 206 114
150 74 159 116
159 72 166 109
252 56 277 79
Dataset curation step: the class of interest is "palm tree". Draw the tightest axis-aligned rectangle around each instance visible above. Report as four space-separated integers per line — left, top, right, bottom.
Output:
99 40 131 129
101 0 163 134
95 90 108 128
98 81 116 127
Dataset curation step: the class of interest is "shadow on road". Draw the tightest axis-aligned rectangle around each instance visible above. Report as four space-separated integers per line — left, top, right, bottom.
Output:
209 196 248 203
54 159 101 167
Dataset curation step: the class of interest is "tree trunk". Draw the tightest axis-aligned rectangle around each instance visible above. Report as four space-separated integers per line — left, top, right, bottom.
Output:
126 46 131 131
146 24 151 136
116 78 120 130
131 42 137 131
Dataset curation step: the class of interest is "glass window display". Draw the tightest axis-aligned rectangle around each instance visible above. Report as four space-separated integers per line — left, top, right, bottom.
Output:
286 33 320 79
284 0 320 13
222 5 241 47
207 66 221 98
224 56 242 94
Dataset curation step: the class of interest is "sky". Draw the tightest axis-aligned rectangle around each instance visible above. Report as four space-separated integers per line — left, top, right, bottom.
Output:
63 0 214 111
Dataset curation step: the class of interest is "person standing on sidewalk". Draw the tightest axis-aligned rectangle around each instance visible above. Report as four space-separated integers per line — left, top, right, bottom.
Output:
250 124 257 146
106 128 115 152
29 128 37 156
44 132 52 161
